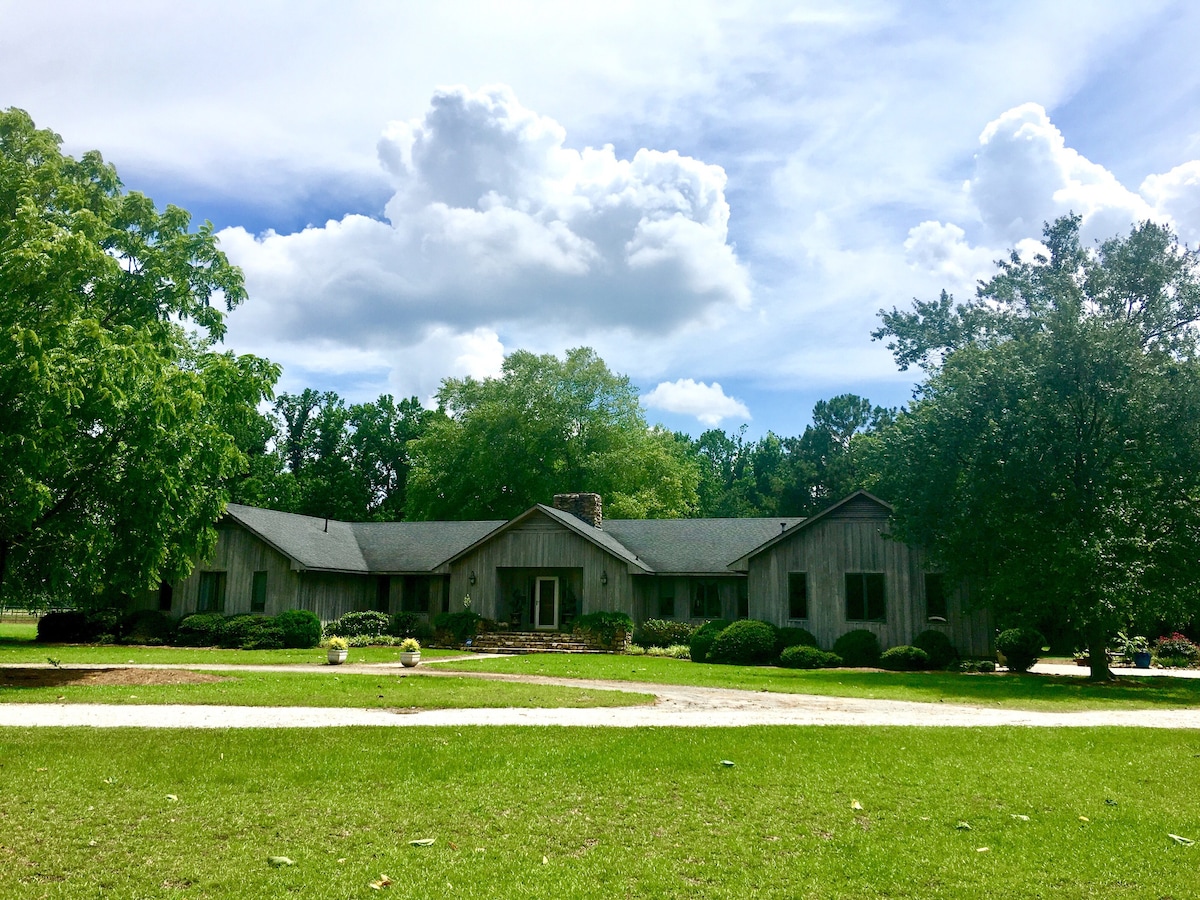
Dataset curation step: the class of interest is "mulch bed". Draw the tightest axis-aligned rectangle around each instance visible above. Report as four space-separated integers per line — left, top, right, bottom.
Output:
0 668 229 688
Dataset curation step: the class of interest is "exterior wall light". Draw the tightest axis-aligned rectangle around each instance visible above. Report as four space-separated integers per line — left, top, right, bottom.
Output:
600 570 608 586
469 571 477 585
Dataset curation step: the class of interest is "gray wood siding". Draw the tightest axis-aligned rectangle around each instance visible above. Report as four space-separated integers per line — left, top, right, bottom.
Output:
449 512 632 621
297 572 376 622
171 524 300 617
747 512 992 656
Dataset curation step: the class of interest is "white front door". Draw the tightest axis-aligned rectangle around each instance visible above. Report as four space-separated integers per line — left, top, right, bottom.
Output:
534 576 559 630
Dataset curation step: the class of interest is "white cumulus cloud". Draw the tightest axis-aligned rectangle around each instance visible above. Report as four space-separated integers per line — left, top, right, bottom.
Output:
642 379 751 427
219 85 752 363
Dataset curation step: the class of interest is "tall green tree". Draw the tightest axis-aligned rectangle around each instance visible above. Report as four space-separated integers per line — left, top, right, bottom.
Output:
871 216 1200 679
407 348 699 520
0 108 279 605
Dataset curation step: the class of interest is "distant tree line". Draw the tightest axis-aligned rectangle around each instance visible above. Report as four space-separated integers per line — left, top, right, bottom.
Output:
230 350 893 523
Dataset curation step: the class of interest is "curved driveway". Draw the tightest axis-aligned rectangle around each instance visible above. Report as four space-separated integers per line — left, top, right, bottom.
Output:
2 659 1199 729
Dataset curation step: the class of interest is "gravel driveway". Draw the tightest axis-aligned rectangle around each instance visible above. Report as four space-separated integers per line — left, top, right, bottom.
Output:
2 659 1199 729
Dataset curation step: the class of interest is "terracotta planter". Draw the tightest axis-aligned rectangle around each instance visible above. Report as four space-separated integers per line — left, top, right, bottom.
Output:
400 651 421 668
328 648 348 665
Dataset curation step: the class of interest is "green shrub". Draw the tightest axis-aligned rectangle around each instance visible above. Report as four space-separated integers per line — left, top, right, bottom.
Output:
996 626 1046 673
879 645 932 671
708 619 778 665
325 610 391 639
779 645 842 669
36 611 90 643
434 610 483 645
274 609 322 649
220 615 262 648
174 613 228 647
689 619 732 664
912 629 958 669
833 629 882 667
1154 633 1199 667
573 611 634 648
413 620 436 643
390 612 422 638
117 610 175 645
775 626 818 655
634 618 697 648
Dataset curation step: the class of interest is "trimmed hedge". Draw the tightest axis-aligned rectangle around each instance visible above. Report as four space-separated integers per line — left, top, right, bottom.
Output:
325 611 391 639
775 626 818 656
434 610 483 645
573 611 634 648
779 645 842 669
274 609 322 649
708 620 778 665
634 618 697 649
996 627 1045 673
117 610 175 646
689 619 733 664
832 629 882 667
36 611 91 644
175 613 228 647
879 645 932 671
912 629 958 669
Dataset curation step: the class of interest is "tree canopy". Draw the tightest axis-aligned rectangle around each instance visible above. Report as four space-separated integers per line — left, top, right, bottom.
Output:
870 216 1200 678
406 348 700 520
0 108 279 605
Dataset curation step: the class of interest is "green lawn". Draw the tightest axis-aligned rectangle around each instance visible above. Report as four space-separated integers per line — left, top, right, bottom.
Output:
0 623 461 666
437 652 1200 711
3 726 1197 898
0 669 652 709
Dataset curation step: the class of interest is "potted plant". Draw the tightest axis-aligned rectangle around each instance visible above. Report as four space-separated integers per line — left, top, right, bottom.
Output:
399 637 421 667
327 636 349 665
1122 634 1152 669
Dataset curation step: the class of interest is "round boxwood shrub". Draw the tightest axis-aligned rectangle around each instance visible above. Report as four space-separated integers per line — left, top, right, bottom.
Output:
689 619 733 664
174 613 228 647
833 629 882 667
779 645 843 669
275 609 322 649
775 626 818 656
995 626 1046 673
879 645 932 671
117 610 175 646
36 611 90 643
912 629 958 669
708 619 778 665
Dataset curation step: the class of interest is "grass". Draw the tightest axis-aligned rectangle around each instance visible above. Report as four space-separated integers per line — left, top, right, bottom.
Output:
0 670 652 709
437 652 1200 711
0 623 460 666
2 725 1198 898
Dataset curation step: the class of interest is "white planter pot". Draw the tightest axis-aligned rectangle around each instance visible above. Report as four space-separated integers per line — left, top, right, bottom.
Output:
400 651 421 668
328 648 348 665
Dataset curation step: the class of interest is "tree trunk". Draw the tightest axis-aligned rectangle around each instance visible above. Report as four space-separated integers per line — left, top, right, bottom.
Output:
1087 625 1112 681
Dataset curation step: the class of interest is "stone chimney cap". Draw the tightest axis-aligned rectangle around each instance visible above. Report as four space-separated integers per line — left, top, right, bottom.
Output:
552 492 602 529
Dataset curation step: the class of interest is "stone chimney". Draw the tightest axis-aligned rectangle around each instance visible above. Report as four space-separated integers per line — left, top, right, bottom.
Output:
553 492 602 529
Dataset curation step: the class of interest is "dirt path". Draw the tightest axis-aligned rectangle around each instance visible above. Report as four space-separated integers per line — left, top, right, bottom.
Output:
2 659 1199 728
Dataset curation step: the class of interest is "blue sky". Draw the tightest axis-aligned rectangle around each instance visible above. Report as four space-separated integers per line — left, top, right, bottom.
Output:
4 1 1199 438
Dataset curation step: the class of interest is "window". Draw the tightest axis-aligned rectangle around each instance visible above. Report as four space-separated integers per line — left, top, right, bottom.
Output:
845 572 885 622
376 575 392 613
691 581 721 618
657 580 676 618
250 571 268 613
788 572 808 620
736 581 749 619
197 571 226 612
925 573 947 621
402 575 429 613
157 581 173 612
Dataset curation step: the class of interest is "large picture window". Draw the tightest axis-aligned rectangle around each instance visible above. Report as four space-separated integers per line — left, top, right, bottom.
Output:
925 573 947 621
691 581 721 618
402 575 430 613
197 571 226 613
845 572 885 622
788 573 808 620
658 580 676 619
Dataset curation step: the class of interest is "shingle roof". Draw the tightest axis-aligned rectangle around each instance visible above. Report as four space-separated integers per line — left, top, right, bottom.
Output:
223 504 502 573
605 517 804 573
223 503 808 575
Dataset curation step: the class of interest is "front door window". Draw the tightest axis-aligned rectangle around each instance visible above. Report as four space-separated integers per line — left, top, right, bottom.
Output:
534 576 559 629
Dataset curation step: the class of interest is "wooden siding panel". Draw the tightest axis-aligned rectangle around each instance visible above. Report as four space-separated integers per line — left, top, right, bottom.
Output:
171 525 300 617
